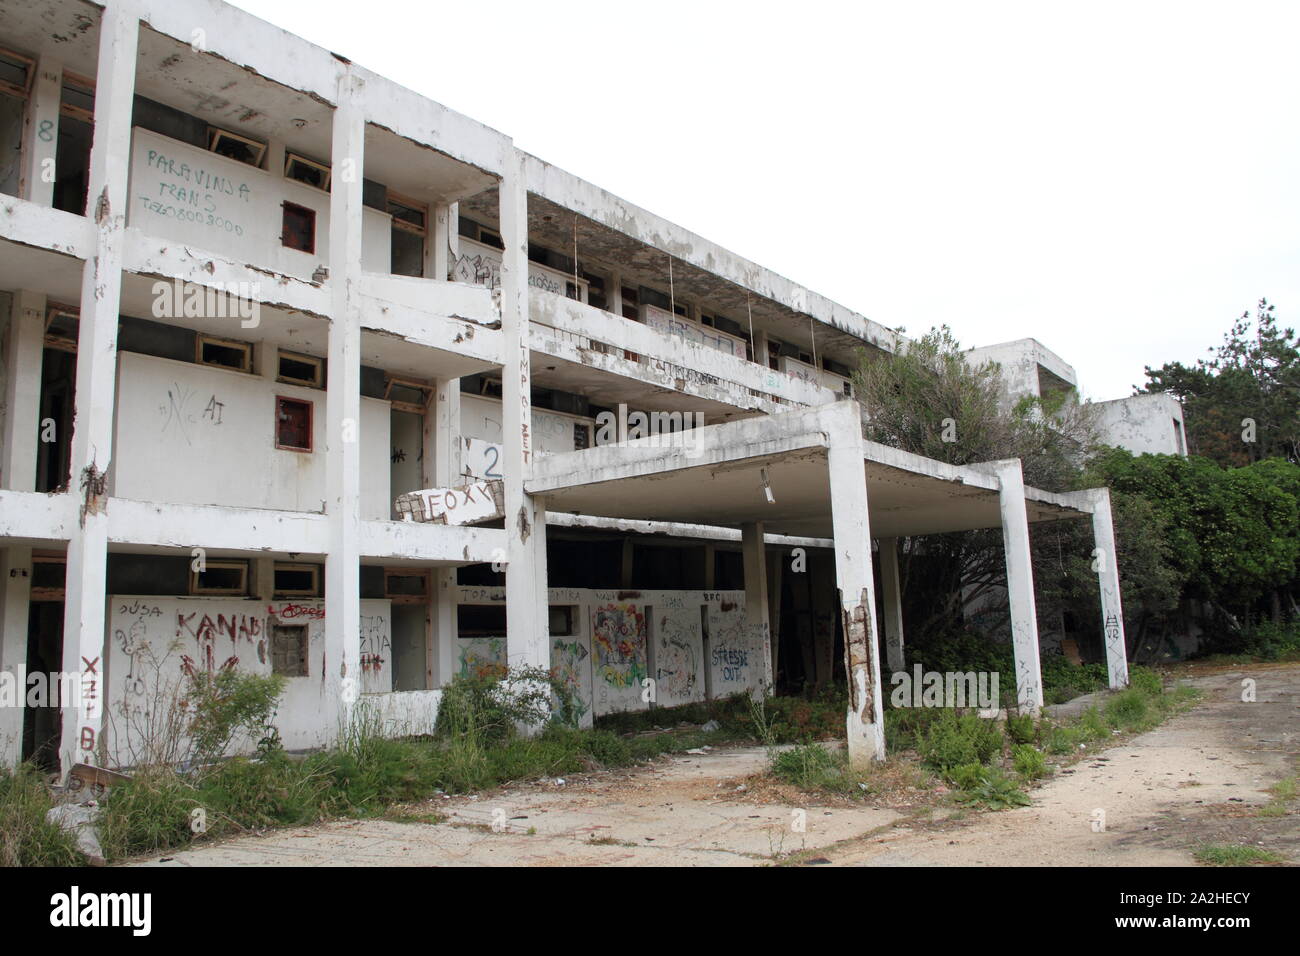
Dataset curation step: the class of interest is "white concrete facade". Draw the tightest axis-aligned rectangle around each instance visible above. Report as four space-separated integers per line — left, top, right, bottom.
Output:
0 0 1133 772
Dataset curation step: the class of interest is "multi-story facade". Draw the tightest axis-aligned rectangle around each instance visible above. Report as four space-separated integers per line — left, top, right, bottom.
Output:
0 0 1139 774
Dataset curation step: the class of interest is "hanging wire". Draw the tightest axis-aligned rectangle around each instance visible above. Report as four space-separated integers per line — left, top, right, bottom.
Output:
810 314 819 372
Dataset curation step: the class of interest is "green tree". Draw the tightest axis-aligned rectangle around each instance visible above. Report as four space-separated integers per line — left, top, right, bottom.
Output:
1141 299 1300 465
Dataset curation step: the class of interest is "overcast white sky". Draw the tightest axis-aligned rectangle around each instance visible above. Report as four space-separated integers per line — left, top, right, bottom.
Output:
231 0 1300 401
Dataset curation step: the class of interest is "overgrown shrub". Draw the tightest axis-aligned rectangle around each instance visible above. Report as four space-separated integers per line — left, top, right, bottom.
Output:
1012 744 1048 780
184 669 286 768
1005 713 1036 745
918 711 1003 772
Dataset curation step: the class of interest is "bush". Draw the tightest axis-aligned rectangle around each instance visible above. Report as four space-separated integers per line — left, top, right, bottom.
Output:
1104 688 1150 729
99 767 203 858
1012 744 1048 780
183 669 285 769
1005 713 1036 745
1128 666 1163 697
952 765 1031 809
918 711 1004 772
435 665 563 745
0 765 82 866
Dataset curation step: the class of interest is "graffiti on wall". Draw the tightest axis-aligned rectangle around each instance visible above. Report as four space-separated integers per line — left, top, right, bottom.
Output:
653 608 703 706
590 603 646 714
550 637 591 724
458 637 506 680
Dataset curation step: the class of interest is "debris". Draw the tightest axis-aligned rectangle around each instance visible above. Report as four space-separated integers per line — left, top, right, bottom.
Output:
46 802 105 865
700 720 720 732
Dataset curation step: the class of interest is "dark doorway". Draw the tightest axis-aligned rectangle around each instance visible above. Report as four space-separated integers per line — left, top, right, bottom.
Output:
22 600 64 771
36 345 75 492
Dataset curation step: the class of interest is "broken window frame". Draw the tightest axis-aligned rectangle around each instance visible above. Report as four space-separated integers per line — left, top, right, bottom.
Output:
58 71 94 125
273 562 322 598
275 396 314 453
283 151 331 191
276 349 324 389
384 376 432 415
29 551 66 602
207 126 266 169
189 559 249 596
196 334 254 374
0 47 35 100
43 303 79 353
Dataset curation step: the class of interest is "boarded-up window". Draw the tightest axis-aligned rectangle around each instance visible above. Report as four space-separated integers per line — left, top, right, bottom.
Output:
270 623 309 677
275 396 313 452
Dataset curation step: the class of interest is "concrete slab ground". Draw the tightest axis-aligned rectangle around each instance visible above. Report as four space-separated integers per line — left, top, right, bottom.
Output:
130 665 1298 867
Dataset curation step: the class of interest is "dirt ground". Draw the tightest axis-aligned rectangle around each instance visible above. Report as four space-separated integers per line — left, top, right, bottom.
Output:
134 663 1298 867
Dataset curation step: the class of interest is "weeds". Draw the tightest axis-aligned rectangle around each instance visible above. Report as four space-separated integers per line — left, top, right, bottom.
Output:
1193 843 1283 866
0 765 82 866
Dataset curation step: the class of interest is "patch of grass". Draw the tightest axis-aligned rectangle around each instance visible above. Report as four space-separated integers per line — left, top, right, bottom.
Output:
1259 774 1297 818
951 765 1031 810
384 808 448 825
0 765 83 866
1193 843 1284 866
1005 713 1036 745
770 743 843 790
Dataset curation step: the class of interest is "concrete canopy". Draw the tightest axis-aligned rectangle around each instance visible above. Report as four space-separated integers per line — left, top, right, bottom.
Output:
526 402 1092 539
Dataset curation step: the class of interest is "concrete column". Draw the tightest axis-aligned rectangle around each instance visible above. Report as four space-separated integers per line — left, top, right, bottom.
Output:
620 539 633 588
741 522 771 694
432 202 459 281
0 547 32 767
59 2 139 775
2 290 45 490
20 57 61 205
1090 487 1129 689
703 543 715 589
429 376 460 686
879 537 905 674
498 150 549 673
767 550 782 682
607 270 623 318
994 460 1043 714
324 73 365 727
825 403 884 765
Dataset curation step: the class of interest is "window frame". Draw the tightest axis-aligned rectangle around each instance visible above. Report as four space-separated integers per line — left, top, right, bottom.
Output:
189 559 249 597
196 334 253 374
283 151 331 191
207 126 266 168
276 349 324 389
273 562 322 599
275 395 314 453
280 200 317 254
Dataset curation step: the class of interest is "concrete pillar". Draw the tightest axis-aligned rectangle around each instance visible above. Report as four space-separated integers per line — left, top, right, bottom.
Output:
767 550 782 682
2 290 45 490
59 2 139 775
741 522 771 694
607 270 623 319
498 150 549 673
620 539 633 588
1090 488 1129 689
879 537 905 674
993 460 1043 714
703 543 715 589
20 57 61 205
432 202 459 281
0 547 32 767
324 73 365 726
429 376 460 686
825 403 884 764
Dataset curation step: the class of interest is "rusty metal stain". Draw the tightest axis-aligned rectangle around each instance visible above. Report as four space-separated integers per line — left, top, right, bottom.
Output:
841 588 875 718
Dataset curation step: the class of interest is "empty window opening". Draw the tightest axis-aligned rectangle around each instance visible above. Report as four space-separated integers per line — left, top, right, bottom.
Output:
281 201 316 253
549 605 575 636
190 559 249 596
53 77 94 214
208 126 266 168
0 47 34 99
284 152 330 190
270 624 309 677
275 396 313 452
277 350 323 388
30 553 66 601
458 604 506 637
274 563 321 598
197 334 253 372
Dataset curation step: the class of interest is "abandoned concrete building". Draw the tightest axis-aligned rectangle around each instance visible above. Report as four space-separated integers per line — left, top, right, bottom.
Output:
0 0 1179 774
